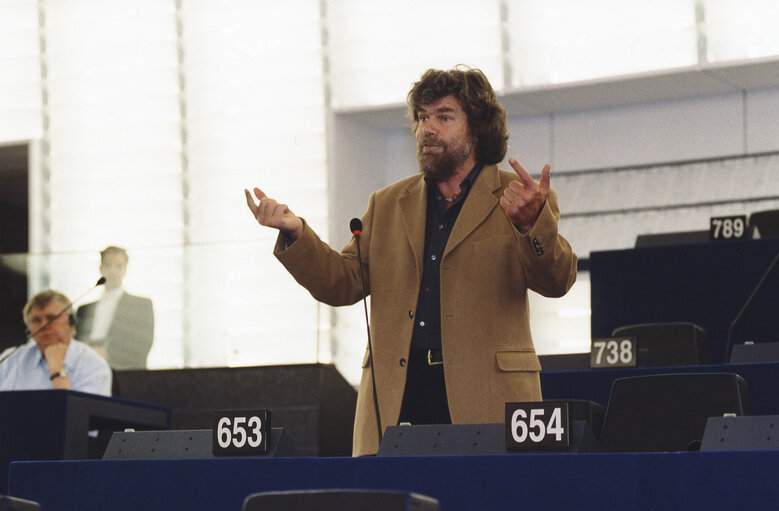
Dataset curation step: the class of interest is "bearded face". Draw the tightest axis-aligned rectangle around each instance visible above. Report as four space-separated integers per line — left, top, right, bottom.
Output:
414 95 477 183
417 131 475 182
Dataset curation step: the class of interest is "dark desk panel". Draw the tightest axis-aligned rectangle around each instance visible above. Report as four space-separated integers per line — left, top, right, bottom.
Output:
0 390 169 493
590 238 779 364
113 363 357 457
541 361 779 416
9 451 779 511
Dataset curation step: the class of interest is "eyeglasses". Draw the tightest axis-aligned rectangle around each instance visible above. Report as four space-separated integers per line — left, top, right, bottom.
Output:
27 314 64 325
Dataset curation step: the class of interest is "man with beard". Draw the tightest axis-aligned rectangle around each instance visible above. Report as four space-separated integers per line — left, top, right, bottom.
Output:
244 66 577 456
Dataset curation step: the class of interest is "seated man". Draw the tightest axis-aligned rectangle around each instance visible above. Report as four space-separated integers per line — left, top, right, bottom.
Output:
76 246 155 369
0 290 111 395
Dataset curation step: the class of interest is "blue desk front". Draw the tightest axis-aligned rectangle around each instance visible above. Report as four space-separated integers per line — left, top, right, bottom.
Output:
8 451 779 511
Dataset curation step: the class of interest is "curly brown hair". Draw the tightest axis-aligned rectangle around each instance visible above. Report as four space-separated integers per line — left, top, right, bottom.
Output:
407 66 508 165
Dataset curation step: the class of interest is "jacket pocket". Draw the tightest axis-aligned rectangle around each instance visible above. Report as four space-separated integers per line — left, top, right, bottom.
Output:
495 350 541 372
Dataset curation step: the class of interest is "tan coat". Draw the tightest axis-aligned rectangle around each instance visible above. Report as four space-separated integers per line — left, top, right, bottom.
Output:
275 164 577 456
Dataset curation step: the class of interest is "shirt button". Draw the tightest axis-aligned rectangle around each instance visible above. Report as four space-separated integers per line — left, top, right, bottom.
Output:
408 310 413 318
419 321 425 327
400 358 406 367
431 255 436 261
438 224 444 230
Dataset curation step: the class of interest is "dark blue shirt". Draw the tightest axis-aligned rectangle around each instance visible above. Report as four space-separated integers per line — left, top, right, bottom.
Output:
411 162 485 350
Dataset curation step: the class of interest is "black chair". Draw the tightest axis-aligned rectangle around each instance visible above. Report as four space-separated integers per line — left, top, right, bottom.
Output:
612 322 709 366
634 230 709 247
242 490 440 511
749 209 779 238
0 496 40 511
598 373 751 452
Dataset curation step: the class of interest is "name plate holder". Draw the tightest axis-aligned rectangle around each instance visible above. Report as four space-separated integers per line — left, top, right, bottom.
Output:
590 337 637 369
710 215 748 241
212 410 271 456
505 401 571 451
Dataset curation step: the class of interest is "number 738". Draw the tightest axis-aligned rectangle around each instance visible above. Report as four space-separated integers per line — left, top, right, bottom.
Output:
592 339 633 365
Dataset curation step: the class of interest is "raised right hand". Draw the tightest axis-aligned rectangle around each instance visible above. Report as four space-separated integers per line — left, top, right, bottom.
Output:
43 342 68 374
244 187 304 240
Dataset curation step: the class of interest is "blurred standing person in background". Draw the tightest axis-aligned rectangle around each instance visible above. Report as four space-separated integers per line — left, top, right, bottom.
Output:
76 246 154 369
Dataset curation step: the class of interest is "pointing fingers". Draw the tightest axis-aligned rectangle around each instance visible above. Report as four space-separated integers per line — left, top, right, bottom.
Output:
539 164 551 194
508 158 532 185
501 159 553 233
244 188 259 216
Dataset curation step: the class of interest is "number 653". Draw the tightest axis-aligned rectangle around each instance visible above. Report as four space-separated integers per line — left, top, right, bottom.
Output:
216 415 263 449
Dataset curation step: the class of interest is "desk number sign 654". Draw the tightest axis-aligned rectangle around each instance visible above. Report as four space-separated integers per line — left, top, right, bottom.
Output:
505 401 570 451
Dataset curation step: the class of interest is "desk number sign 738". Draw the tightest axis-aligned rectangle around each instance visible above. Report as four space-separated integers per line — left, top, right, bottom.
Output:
590 337 637 368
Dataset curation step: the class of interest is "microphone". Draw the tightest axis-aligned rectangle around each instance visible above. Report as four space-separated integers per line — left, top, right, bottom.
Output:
0 345 21 366
1 277 107 368
725 251 779 359
350 218 362 237
350 217 383 443
27 277 106 338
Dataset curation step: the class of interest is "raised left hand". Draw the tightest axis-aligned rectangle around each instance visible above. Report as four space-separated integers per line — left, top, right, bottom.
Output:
499 158 551 234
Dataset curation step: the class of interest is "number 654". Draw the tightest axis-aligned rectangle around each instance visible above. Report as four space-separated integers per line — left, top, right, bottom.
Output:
510 408 564 443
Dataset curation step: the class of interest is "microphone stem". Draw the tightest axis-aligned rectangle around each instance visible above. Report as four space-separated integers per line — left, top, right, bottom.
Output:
27 278 105 338
354 233 383 443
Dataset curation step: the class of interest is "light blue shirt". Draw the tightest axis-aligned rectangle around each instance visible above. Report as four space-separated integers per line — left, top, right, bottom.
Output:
0 339 112 396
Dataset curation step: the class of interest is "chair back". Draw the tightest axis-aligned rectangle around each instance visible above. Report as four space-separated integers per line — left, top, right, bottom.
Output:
598 373 751 452
0 496 41 511
242 490 440 511
612 322 709 366
749 209 779 238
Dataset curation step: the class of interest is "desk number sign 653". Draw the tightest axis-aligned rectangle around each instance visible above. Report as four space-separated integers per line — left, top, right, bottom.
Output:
211 410 270 456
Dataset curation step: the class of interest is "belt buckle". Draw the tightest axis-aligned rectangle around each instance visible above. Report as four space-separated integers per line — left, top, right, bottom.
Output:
426 349 443 366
